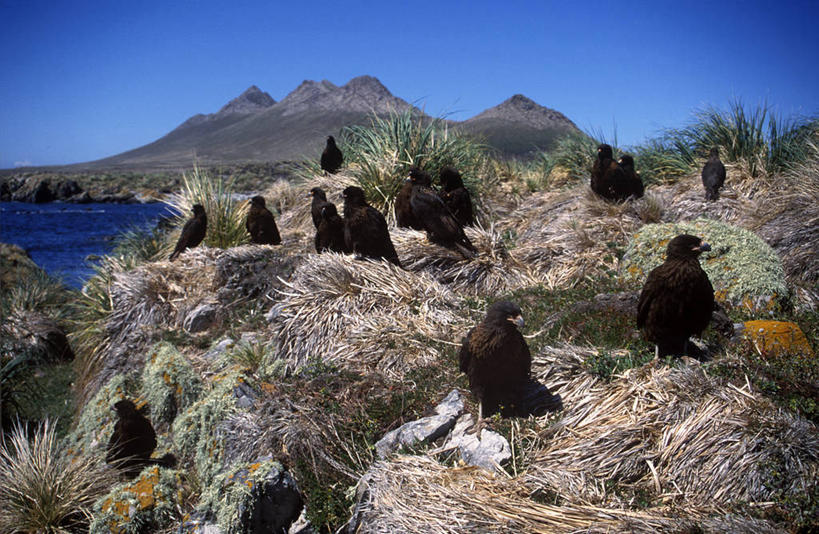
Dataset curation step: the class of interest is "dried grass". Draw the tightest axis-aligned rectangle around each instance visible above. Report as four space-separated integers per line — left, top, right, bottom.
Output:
270 253 468 378
525 347 818 510
349 455 786 534
391 224 541 296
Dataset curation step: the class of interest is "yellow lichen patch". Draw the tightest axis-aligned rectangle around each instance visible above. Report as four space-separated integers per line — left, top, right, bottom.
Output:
92 466 182 533
744 320 814 358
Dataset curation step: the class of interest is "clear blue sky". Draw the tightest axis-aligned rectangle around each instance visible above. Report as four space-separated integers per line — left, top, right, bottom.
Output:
1 0 817 168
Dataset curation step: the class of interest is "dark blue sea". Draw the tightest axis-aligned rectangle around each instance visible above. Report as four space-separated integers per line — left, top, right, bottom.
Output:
1 201 173 289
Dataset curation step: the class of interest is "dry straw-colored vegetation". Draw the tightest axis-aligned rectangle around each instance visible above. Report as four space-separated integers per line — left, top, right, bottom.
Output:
19 101 813 532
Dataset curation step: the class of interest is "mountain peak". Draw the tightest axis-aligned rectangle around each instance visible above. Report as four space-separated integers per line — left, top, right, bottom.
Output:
274 75 409 116
218 85 276 115
467 94 579 131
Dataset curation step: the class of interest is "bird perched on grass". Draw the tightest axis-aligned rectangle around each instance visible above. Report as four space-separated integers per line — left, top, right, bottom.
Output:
438 166 474 227
701 147 726 201
408 167 476 256
395 173 422 229
320 136 343 174
106 399 176 478
169 204 207 260
342 186 401 267
618 154 645 199
459 301 561 430
245 196 281 245
637 234 715 358
315 202 350 254
308 187 330 229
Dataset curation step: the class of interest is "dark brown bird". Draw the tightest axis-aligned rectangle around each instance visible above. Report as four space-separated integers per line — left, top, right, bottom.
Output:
320 136 343 174
637 234 715 357
246 196 281 245
315 202 350 254
308 187 329 229
618 154 645 199
591 144 637 201
408 168 476 255
106 399 176 478
395 176 422 229
169 204 207 260
438 166 474 227
459 301 561 429
701 147 726 201
342 186 401 267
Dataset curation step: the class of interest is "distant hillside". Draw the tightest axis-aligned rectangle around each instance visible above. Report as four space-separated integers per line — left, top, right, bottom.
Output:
458 94 580 157
56 76 581 172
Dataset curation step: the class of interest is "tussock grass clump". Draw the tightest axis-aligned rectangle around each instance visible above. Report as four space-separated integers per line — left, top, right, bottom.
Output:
110 224 168 266
391 225 540 296
162 165 249 256
271 253 467 377
550 132 600 183
339 110 488 214
526 355 819 513
0 419 118 533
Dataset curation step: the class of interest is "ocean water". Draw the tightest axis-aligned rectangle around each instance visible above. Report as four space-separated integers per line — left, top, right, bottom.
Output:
1 201 174 289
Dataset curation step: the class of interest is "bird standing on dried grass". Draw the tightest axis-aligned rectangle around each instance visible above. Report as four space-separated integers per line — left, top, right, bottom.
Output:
320 135 343 174
637 234 715 357
342 186 401 266
246 195 281 245
408 168 476 256
315 202 350 253
106 399 176 478
702 147 726 201
618 154 645 199
438 166 474 227
308 187 330 229
169 204 207 260
459 301 561 431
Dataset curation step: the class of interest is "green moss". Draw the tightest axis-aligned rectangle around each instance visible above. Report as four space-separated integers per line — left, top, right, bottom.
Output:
140 342 203 427
172 369 257 488
620 219 788 315
90 466 182 534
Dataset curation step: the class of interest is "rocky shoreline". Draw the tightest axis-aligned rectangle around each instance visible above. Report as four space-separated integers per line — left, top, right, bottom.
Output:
1 174 162 204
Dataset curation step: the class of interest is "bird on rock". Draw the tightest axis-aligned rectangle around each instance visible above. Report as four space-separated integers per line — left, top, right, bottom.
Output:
106 399 176 478
320 136 343 174
459 301 561 431
342 186 401 267
637 234 716 358
246 196 281 245
169 204 207 261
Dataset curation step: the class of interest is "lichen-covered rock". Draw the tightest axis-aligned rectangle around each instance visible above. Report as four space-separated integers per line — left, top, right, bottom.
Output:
742 320 814 358
141 342 204 427
91 466 183 534
620 218 788 314
197 458 303 534
173 370 259 487
375 389 464 458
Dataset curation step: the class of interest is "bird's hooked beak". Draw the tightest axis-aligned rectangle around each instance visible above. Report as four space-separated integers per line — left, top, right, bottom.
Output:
696 242 712 252
508 314 525 329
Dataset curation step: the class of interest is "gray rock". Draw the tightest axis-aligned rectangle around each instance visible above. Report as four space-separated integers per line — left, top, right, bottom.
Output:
68 191 93 203
5 311 74 362
442 414 512 473
233 380 258 409
375 390 463 459
204 338 236 360
12 179 54 203
183 302 219 333
55 179 82 199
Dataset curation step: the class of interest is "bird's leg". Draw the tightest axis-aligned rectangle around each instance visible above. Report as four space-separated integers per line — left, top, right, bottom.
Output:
654 344 659 360
469 402 485 435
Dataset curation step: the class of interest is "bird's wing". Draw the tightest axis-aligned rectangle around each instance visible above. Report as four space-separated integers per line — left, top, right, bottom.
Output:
411 186 463 239
636 267 664 328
